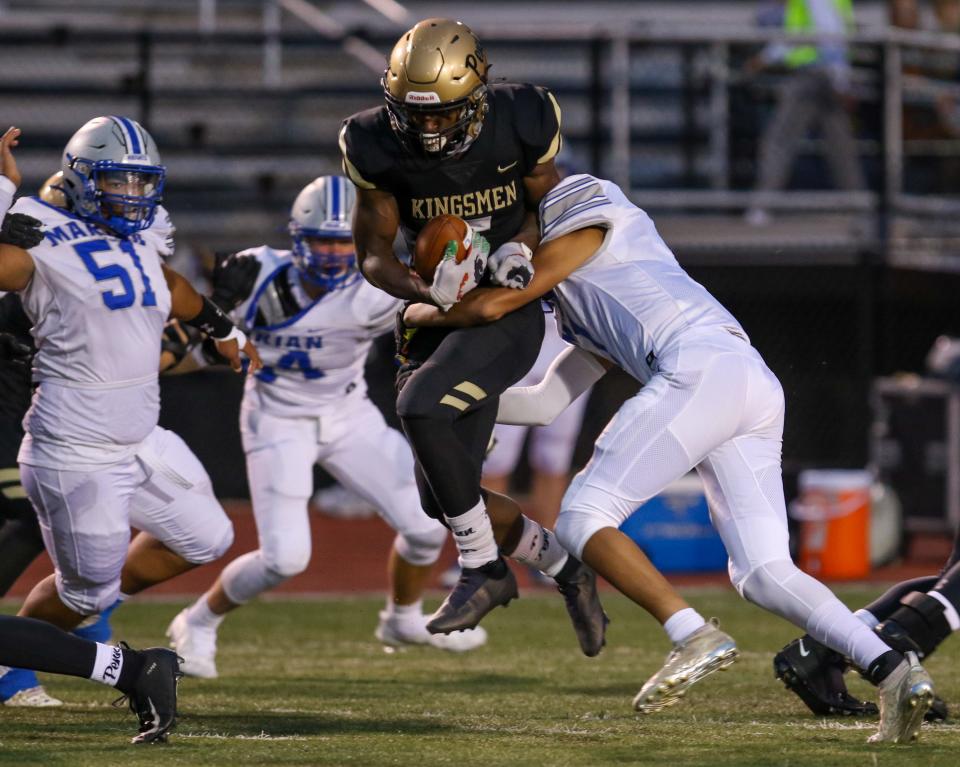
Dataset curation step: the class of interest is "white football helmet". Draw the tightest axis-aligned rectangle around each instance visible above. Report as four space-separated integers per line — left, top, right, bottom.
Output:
288 175 359 290
60 115 165 237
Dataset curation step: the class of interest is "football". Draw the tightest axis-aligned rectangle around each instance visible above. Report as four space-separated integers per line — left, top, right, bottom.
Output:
412 214 471 284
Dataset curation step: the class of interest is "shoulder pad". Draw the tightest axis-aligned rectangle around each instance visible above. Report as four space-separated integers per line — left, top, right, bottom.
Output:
492 84 563 169
539 174 612 243
339 108 395 191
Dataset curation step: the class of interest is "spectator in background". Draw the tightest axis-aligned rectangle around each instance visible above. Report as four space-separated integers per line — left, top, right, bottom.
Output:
746 0 865 226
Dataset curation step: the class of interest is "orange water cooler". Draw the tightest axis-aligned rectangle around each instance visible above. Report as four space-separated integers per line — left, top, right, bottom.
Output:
791 470 872 580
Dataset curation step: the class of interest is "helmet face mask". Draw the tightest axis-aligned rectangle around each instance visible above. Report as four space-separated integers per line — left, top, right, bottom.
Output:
383 84 488 157
289 175 359 291
60 116 165 238
290 234 357 290
383 18 490 158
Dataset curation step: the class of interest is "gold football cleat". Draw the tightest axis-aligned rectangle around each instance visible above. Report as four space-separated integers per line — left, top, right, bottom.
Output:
867 652 934 744
633 618 739 714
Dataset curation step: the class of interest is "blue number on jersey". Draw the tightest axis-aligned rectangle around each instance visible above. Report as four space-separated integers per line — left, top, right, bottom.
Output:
73 239 157 310
255 349 325 383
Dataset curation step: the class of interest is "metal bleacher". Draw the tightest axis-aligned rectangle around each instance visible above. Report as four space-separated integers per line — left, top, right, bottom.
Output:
1 0 958 271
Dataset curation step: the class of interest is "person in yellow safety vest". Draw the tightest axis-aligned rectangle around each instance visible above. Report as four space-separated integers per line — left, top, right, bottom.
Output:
746 0 865 226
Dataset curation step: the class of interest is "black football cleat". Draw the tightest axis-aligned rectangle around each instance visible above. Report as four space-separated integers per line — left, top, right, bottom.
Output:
426 557 518 634
554 557 609 657
120 645 182 744
927 695 949 722
773 635 878 717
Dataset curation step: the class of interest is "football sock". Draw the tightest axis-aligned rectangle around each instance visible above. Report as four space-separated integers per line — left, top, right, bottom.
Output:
90 642 126 687
506 517 568 577
387 600 423 618
445 499 499 569
806 599 892 672
866 650 905 686
186 595 227 628
854 608 879 628
663 607 707 645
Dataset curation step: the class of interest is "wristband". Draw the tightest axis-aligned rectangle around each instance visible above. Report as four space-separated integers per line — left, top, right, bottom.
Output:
0 176 15 219
183 296 236 340
219 325 248 349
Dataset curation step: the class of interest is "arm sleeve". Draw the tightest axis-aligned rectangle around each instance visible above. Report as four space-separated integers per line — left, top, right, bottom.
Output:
497 345 606 426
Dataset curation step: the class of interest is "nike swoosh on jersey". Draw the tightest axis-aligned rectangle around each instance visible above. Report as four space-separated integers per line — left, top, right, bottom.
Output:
497 161 518 173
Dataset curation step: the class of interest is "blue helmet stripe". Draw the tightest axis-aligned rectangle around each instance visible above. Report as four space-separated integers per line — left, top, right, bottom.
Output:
113 115 142 154
331 176 341 220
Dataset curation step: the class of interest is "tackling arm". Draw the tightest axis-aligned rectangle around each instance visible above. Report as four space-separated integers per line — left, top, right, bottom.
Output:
403 225 605 328
497 345 610 426
353 187 432 302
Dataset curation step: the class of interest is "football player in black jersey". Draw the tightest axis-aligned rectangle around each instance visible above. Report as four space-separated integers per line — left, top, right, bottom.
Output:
340 18 608 655
773 531 960 721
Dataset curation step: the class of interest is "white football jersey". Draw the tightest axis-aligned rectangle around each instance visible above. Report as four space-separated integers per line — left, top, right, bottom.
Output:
539 174 747 383
13 196 172 469
233 246 400 417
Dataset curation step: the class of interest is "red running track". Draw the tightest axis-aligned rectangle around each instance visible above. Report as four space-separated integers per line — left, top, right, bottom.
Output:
5 500 953 599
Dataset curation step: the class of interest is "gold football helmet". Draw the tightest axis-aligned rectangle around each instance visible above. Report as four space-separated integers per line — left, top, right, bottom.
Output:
39 171 67 207
382 18 489 157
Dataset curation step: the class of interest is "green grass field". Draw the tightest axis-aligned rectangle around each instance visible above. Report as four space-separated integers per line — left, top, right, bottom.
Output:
2 587 958 766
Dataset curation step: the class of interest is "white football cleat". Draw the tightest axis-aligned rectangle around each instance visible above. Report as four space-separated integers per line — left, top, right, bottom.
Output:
375 610 488 653
633 618 739 713
165 608 219 679
3 685 63 707
867 652 934 744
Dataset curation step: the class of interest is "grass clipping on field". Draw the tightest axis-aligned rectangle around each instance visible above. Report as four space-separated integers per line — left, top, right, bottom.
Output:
1 587 958 767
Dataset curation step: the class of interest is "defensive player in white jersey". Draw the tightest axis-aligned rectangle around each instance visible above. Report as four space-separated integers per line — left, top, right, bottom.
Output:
404 174 935 744
0 120 262 740
166 175 486 678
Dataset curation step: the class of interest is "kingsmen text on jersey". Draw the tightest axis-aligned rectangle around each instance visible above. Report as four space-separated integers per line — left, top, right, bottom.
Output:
12 196 172 470
339 83 562 253
232 246 400 417
538 174 748 385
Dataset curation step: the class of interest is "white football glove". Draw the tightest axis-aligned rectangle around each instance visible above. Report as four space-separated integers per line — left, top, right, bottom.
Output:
428 227 490 310
487 241 534 290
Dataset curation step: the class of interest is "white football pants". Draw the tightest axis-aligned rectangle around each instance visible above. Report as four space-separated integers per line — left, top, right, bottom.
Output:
555 336 892 670
21 426 234 615
221 394 446 604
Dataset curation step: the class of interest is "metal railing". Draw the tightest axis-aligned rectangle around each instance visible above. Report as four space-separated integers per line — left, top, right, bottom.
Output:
4 22 960 266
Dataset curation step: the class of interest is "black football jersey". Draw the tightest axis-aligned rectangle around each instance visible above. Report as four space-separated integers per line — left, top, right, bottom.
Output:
0 292 34 462
339 82 562 254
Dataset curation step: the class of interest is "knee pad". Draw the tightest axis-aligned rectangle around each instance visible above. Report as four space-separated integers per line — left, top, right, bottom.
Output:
261 535 312 579
221 550 289 605
396 363 458 424
173 499 235 565
56 573 121 617
394 524 447 567
554 509 612 560
556 480 636 558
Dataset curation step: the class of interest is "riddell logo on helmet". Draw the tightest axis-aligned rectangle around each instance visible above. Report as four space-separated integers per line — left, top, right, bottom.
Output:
405 91 441 104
